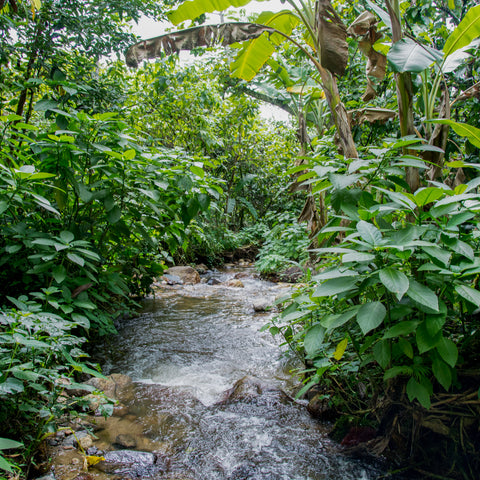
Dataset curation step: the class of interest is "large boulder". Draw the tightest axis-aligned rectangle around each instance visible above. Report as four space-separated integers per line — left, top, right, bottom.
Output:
165 266 200 285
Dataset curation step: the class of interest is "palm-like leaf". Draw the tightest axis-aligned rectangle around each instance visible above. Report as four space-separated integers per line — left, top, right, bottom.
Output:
443 4 480 57
168 0 260 25
230 10 300 81
125 23 274 68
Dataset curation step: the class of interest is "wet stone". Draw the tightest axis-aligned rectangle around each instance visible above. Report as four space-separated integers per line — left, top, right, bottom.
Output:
114 433 137 449
162 274 183 285
252 298 273 312
61 430 90 448
165 266 200 285
94 450 162 477
224 279 244 288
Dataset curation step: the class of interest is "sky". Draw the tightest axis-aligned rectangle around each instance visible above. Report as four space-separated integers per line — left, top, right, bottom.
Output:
129 0 291 122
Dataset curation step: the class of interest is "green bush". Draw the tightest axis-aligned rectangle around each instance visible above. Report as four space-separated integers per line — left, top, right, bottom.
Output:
255 213 310 275
266 141 480 409
0 298 107 475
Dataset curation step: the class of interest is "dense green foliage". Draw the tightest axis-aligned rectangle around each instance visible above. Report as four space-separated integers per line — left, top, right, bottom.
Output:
0 2 300 476
2 0 480 477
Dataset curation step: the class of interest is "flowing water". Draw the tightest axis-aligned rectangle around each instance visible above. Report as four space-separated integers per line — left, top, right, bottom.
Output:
100 268 384 480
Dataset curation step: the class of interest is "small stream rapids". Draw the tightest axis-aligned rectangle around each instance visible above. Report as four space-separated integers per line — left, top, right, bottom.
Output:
100 268 384 480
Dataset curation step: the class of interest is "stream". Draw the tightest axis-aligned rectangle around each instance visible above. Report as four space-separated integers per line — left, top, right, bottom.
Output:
99 268 385 480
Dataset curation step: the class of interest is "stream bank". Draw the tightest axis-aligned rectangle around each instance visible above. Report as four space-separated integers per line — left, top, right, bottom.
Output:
37 266 390 480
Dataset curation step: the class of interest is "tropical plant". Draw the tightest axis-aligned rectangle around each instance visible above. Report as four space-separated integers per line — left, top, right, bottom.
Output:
255 212 310 276
0 298 109 476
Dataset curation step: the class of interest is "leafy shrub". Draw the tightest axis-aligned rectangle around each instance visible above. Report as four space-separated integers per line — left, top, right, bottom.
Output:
0 298 107 475
0 108 221 333
266 141 480 409
255 213 310 275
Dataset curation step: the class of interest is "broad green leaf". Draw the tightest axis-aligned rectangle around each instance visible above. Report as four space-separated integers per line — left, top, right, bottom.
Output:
342 252 375 263
430 119 480 148
31 238 56 247
73 299 96 310
169 0 255 24
5 245 21 254
373 340 391 369
356 301 386 335
124 149 136 160
366 0 391 29
413 187 444 207
357 220 382 246
398 338 413 359
426 316 446 340
67 253 84 267
432 356 452 391
384 365 413 380
388 37 443 73
52 265 67 284
107 206 121 224
321 308 359 331
450 240 474 261
0 377 24 394
447 211 475 227
60 231 74 243
422 246 451 267
34 98 58 111
328 173 361 190
312 269 359 281
416 320 441 354
407 279 439 312
406 377 431 409
304 324 326 356
383 321 418 339
312 277 358 297
443 4 480 57
190 165 205 178
455 285 480 306
71 313 90 329
333 338 348 360
0 455 14 473
379 267 409 299
10 367 41 382
0 438 23 450
231 11 300 81
436 337 458 367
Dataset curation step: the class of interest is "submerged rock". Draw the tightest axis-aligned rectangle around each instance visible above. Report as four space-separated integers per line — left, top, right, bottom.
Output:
219 375 291 405
165 266 200 284
114 433 137 449
224 279 244 288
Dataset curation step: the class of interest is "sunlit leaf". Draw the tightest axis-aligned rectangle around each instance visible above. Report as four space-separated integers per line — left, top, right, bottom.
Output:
333 338 348 360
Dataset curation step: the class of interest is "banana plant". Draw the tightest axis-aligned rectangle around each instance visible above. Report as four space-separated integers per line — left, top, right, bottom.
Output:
384 2 480 184
126 0 359 159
